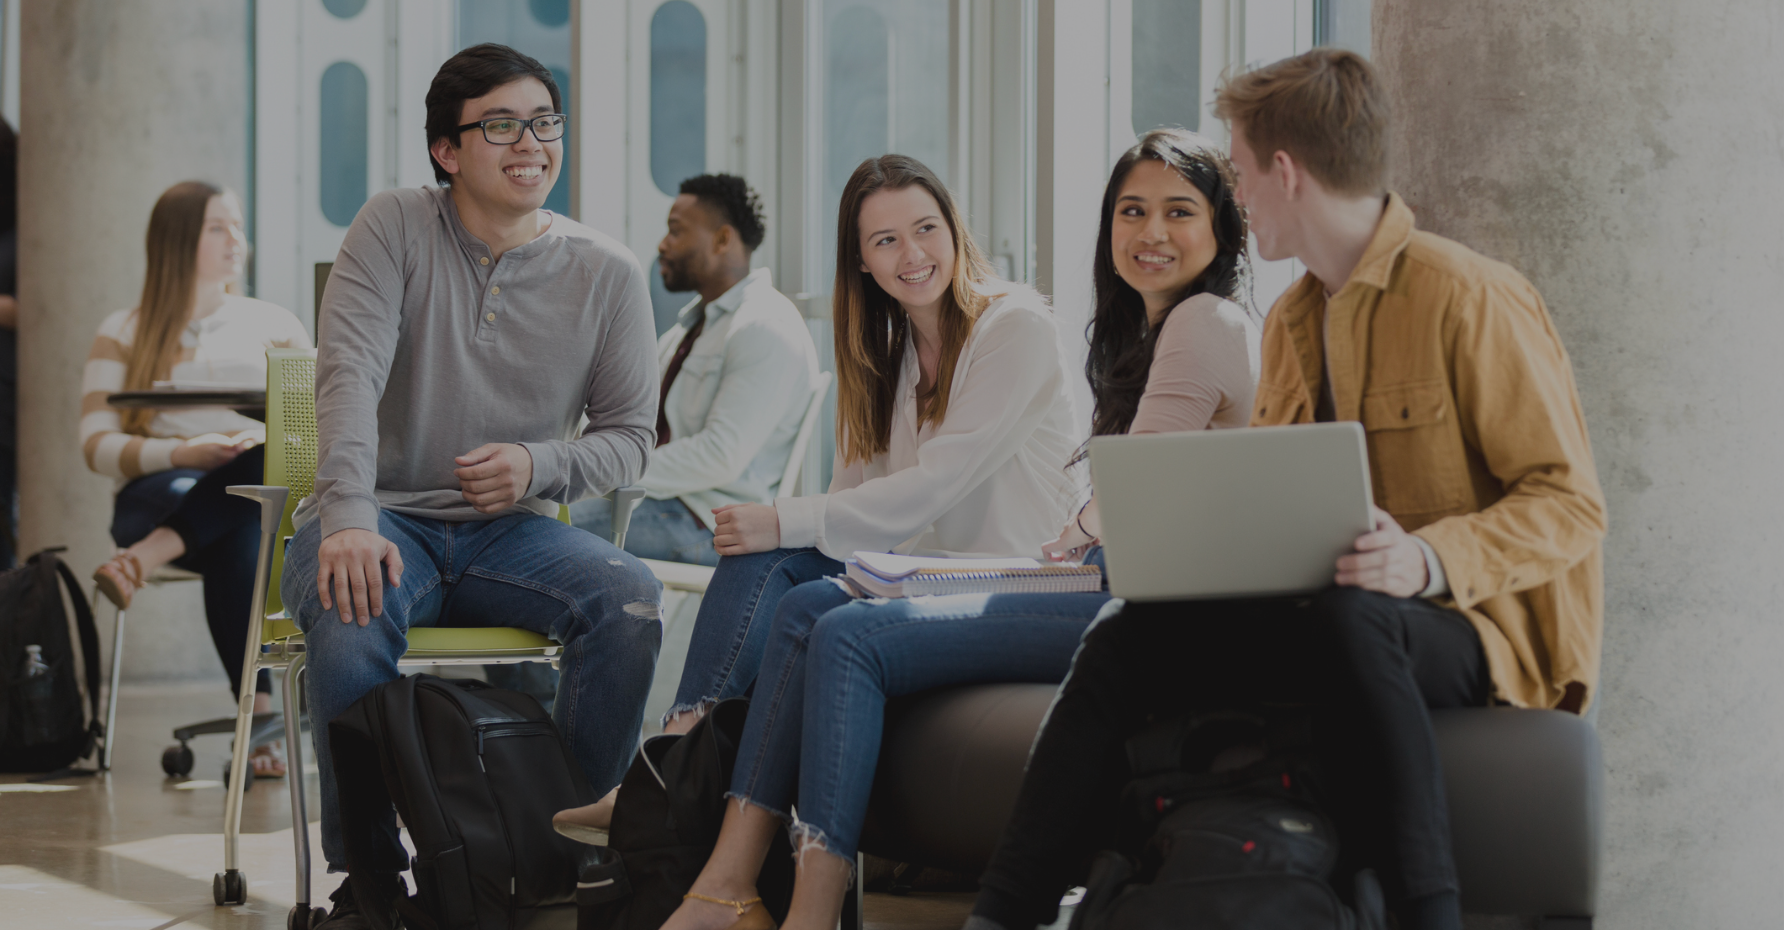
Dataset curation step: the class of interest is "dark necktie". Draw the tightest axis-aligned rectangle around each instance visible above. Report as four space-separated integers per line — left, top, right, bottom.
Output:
655 312 707 447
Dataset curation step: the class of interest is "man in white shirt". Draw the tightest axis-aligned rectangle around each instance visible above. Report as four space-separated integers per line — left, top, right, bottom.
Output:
571 174 819 565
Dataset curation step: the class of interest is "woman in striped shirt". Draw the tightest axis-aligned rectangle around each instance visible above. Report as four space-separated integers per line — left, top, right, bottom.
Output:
85 181 309 776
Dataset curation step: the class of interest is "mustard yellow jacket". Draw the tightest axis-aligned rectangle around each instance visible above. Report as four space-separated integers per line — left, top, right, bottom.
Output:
1251 194 1606 712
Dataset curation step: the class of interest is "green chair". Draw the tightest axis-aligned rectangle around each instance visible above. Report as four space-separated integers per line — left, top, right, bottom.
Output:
212 348 647 925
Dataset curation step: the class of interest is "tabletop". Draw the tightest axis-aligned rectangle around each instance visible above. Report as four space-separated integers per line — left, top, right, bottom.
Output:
106 388 268 416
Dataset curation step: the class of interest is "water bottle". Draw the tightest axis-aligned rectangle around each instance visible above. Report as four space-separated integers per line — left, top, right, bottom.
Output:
20 645 56 745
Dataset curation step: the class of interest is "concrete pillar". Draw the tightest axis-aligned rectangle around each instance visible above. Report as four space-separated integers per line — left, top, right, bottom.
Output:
20 2 250 684
1376 3 1784 926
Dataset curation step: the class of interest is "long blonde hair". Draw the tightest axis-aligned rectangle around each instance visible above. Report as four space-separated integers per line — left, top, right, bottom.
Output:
832 155 994 464
120 181 232 434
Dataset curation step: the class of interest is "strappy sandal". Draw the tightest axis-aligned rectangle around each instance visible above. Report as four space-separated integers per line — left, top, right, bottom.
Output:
93 552 145 610
682 893 777 930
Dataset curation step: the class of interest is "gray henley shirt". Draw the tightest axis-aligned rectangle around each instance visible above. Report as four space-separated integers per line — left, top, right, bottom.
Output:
297 186 658 539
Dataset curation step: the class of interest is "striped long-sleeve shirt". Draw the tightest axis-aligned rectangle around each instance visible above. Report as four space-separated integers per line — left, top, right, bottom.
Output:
81 294 311 481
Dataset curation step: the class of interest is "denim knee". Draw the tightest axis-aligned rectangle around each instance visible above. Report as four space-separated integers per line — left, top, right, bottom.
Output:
774 579 852 641
806 601 883 671
588 549 665 623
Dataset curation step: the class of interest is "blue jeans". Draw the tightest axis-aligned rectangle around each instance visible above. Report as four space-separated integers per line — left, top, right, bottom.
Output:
570 495 719 567
729 583 1113 862
670 547 846 719
283 510 664 871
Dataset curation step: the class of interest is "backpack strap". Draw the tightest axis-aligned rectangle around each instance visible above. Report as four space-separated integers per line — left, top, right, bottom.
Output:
330 693 411 930
44 553 103 744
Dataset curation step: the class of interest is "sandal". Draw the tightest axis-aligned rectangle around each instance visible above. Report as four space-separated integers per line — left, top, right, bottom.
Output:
552 796 613 845
250 743 287 779
93 552 145 610
682 893 777 930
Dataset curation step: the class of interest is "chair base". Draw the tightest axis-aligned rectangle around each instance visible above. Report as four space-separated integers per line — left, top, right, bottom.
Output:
162 711 307 779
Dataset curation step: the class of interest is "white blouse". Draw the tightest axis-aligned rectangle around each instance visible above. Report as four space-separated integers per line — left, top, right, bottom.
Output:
775 286 1080 560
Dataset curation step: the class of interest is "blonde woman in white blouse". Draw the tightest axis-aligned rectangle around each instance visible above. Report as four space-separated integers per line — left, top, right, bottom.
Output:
551 155 1079 840
85 182 309 777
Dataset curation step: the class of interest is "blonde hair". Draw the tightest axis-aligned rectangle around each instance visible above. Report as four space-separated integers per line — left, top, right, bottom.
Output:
831 155 994 464
1213 48 1388 196
120 181 236 435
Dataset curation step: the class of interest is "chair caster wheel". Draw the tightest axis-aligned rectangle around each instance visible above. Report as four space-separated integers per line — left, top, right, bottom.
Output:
213 869 247 905
162 743 194 777
288 904 327 929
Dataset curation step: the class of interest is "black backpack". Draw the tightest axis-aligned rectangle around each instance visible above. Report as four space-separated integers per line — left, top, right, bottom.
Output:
1067 713 1387 930
576 698 795 930
329 673 597 930
0 549 103 774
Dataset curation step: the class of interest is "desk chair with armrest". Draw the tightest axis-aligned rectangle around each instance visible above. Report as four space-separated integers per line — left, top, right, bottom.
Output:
211 348 647 929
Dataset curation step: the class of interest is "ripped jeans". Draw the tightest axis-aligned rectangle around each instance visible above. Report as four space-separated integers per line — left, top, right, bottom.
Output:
725 580 1111 863
284 509 663 871
670 547 847 721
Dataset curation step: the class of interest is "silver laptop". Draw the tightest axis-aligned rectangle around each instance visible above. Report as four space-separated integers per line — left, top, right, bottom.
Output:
1089 422 1375 601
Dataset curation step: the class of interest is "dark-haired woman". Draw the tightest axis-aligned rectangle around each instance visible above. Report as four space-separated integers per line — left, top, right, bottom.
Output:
646 133 1256 930
84 182 310 777
1045 128 1259 560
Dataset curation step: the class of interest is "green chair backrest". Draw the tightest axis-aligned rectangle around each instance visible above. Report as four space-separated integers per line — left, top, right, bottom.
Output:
262 348 319 617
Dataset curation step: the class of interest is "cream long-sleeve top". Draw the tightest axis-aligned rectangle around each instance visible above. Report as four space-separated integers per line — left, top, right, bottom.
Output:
774 285 1080 560
1129 292 1261 434
80 295 311 482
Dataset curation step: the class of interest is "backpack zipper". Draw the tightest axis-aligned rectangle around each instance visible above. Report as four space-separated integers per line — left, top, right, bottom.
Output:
474 722 554 769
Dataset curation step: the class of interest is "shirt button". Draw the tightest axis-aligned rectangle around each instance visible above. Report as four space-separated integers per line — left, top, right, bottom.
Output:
480 256 489 265
490 286 500 295
486 313 496 322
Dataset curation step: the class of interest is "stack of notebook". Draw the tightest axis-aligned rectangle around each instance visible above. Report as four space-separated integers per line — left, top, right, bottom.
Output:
844 551 1103 598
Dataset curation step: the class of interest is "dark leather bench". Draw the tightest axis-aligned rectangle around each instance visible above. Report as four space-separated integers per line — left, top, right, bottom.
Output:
857 684 1600 929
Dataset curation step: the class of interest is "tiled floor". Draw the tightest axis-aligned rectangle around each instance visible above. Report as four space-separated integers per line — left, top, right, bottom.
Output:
0 681 976 930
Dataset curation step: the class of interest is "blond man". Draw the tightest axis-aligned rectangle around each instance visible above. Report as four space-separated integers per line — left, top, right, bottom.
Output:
965 49 1603 930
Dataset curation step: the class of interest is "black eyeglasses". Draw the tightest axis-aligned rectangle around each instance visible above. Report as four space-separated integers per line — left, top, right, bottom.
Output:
457 113 569 145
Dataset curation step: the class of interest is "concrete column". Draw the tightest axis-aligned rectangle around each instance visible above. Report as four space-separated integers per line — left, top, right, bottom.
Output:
20 2 249 684
1376 3 1784 926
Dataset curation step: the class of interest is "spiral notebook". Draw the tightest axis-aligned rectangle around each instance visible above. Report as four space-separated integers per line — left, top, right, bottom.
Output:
844 551 1103 598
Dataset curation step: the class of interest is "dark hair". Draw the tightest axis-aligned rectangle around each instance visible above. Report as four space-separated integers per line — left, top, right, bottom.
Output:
425 43 562 185
677 174 767 252
1083 128 1250 445
0 119 15 234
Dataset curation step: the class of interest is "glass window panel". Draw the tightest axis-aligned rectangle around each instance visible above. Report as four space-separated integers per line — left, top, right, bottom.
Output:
458 1 575 215
1132 0 1201 133
1316 0 1370 56
529 0 570 28
650 1 708 197
821 0 951 276
319 61 369 227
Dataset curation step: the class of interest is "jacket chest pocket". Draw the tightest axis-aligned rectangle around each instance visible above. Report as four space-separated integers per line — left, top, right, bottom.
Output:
671 354 725 422
1361 381 1465 516
1252 382 1308 425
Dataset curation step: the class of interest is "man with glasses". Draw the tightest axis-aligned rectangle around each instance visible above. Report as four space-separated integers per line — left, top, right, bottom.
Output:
284 43 663 928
